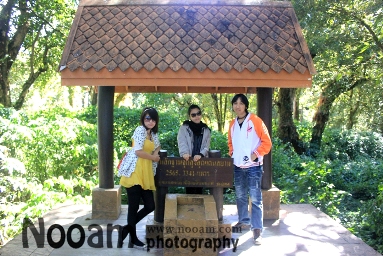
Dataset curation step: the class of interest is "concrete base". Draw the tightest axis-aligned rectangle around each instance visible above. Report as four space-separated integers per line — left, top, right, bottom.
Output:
92 185 121 219
146 216 233 239
249 185 280 220
164 194 219 256
217 218 232 239
146 216 163 239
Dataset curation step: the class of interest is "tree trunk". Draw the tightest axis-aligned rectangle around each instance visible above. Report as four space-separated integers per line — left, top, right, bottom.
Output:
0 75 12 108
114 93 127 107
310 77 366 154
0 0 30 108
67 87 74 107
211 94 222 132
310 93 336 153
346 89 359 130
293 89 301 121
90 86 98 106
277 88 306 155
210 93 228 133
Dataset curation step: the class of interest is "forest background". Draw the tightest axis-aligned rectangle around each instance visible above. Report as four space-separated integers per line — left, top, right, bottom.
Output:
1 0 382 253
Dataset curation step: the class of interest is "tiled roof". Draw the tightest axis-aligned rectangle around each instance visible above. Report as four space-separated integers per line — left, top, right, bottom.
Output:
60 0 315 76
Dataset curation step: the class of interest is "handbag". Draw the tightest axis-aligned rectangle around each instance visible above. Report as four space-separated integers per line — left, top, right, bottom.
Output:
117 152 127 170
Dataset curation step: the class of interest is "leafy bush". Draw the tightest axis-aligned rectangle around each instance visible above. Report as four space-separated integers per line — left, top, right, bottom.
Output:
359 187 383 253
322 129 383 160
272 139 347 216
0 108 99 183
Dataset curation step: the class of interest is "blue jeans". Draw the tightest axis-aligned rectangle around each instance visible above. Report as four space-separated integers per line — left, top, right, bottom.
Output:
234 165 263 230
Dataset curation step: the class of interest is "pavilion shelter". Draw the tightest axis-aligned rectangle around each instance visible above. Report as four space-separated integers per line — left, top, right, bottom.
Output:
59 0 316 219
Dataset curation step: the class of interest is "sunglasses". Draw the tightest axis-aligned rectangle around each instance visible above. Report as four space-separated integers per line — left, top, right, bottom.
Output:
144 116 155 122
190 111 202 117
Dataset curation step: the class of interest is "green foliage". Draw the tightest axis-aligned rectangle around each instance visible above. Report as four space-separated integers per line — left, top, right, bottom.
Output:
273 139 346 216
0 108 99 183
0 145 93 245
359 187 383 253
210 130 229 157
322 129 383 160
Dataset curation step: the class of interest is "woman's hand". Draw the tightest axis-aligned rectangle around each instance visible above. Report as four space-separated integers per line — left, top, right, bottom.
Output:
182 154 190 161
193 155 201 161
152 153 160 162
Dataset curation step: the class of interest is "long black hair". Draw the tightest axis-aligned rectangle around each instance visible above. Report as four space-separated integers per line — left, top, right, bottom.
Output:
140 107 159 133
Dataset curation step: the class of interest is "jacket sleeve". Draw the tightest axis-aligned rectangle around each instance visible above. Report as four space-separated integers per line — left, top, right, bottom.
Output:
252 115 272 157
200 128 211 157
132 126 147 151
177 125 190 157
227 119 235 156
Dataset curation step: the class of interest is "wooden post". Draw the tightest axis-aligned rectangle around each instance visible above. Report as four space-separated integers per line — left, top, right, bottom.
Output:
98 86 115 189
154 150 168 222
208 150 223 221
257 87 273 190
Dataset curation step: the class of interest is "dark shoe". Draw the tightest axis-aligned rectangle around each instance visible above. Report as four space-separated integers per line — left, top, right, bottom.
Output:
117 225 129 248
232 222 251 232
128 235 147 250
253 229 262 245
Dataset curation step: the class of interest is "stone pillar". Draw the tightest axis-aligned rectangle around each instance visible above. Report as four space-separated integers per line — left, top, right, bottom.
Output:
92 86 121 219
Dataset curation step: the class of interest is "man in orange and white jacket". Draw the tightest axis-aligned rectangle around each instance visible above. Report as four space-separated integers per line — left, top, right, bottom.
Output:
228 93 272 245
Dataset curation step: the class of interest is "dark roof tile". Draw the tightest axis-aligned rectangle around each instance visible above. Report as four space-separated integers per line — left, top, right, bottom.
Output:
234 62 245 72
106 60 118 71
119 60 130 71
246 61 257 72
239 55 250 65
176 54 187 65
243 49 254 59
184 61 193 72
144 61 156 71
251 55 262 66
157 61 168 72
133 47 144 58
214 55 225 65
201 55 213 65
221 62 232 72
114 54 125 65
131 61 143 71
208 61 220 72
146 47 156 58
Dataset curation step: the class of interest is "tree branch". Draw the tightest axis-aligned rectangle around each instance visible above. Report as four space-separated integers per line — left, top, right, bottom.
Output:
333 5 383 53
14 45 50 110
8 0 30 68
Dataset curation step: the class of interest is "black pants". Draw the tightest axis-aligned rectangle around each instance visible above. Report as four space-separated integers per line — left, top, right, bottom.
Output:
185 187 203 194
126 185 155 226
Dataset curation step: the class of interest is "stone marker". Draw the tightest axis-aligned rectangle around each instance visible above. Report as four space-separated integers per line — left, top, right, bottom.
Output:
163 194 219 256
